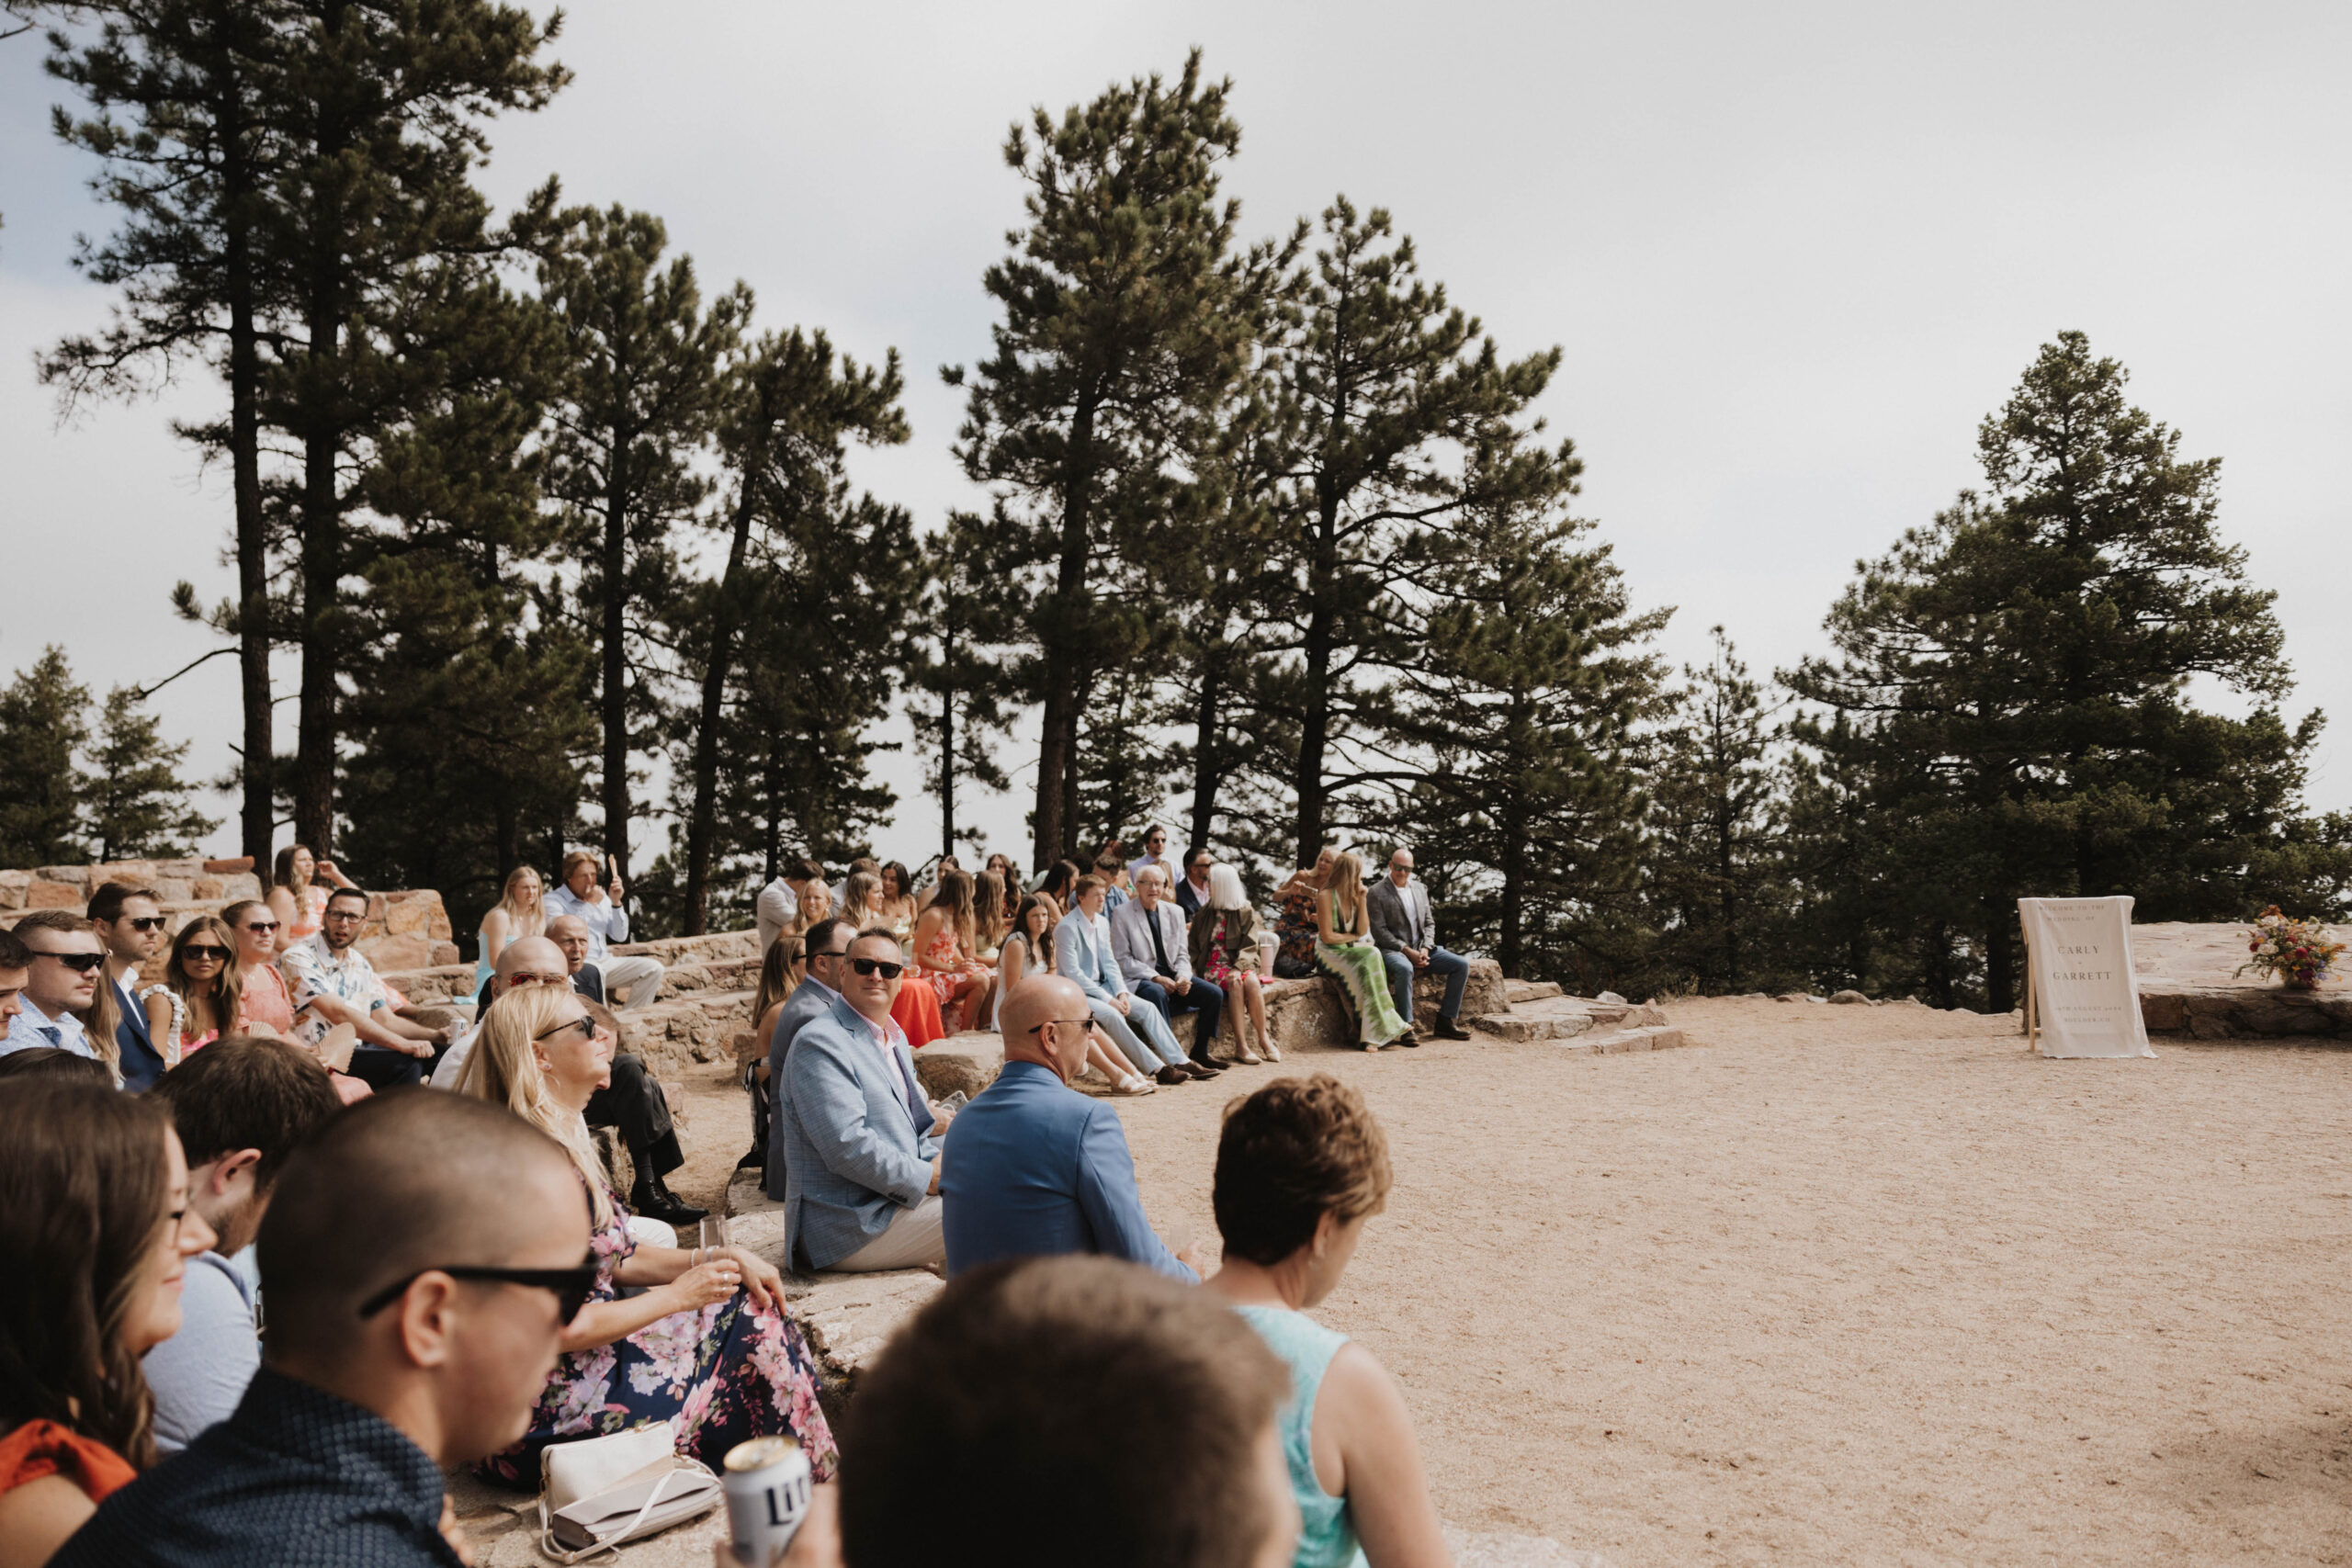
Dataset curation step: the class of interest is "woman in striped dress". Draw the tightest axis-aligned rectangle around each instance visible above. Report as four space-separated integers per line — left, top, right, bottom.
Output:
1312 852 1408 1050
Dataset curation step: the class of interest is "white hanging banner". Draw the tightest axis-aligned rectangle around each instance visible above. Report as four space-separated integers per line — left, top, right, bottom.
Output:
2018 897 2154 1059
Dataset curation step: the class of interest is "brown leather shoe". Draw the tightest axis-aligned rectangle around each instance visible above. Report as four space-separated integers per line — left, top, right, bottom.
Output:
1154 1065 1192 1087
1181 1059 1221 1079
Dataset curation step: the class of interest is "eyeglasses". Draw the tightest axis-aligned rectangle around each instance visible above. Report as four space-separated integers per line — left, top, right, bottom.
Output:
322 908 366 922
127 916 168 932
31 951 107 973
535 1015 595 1043
357 1258 599 1322
1025 1017 1093 1034
242 920 280 935
181 945 232 963
848 957 903 978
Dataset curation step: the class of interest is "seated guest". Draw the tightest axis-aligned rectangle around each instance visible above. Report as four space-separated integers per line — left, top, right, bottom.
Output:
1272 847 1337 979
222 902 368 1102
456 987 835 1483
787 878 836 942
1125 824 1171 885
973 868 1009 961
264 842 353 949
1 912 107 1076
1111 865 1226 1072
740 931 804 1172
839 870 886 930
89 883 171 1090
1056 875 1204 1088
0 1079 214 1565
279 888 454 1088
51 1090 592 1566
999 894 1149 1094
0 1048 111 1084
1206 1075 1450 1568
834 855 880 910
763 918 857 1193
142 1037 344 1454
1369 848 1473 1043
876 862 918 931
441 935 705 1224
545 912 603 1001
1315 852 1411 1051
776 930 947 1272
910 868 992 1033
471 864 546 1002
1093 852 1133 912
1035 856 1081 909
941 975 1197 1281
756 856 825 955
545 851 664 1012
837 1255 1300 1568
1192 863 1278 1064
983 853 1021 923
911 854 962 914
1174 844 1216 920
140 915 242 1062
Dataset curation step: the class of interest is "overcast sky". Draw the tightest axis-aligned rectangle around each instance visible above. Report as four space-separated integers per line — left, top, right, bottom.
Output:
5 1 2347 868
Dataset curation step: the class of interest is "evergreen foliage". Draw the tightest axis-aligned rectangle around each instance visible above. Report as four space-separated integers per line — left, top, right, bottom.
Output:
82 685 221 861
0 650 95 867
1645 629 1783 992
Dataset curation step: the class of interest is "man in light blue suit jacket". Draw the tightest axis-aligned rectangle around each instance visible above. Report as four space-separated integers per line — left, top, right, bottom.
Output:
943 974 1198 1282
775 931 947 1272
1052 876 1204 1087
763 917 858 1200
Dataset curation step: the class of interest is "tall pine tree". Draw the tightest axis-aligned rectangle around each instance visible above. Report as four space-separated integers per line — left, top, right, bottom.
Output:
0 650 93 868
81 685 221 861
1645 628 1782 991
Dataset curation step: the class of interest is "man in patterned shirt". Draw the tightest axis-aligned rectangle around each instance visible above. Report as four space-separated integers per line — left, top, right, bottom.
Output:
54 1090 597 1567
278 887 452 1089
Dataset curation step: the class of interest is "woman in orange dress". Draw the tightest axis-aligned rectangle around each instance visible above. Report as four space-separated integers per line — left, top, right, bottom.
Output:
910 869 993 1035
0 1080 214 1565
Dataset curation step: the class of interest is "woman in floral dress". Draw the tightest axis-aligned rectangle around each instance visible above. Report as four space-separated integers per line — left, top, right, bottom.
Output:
1272 847 1335 979
910 868 992 1034
456 986 835 1484
1189 864 1275 1064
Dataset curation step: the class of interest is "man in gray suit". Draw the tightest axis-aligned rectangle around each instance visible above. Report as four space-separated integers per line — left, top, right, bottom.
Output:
1368 848 1473 1041
762 916 856 1199
775 927 948 1272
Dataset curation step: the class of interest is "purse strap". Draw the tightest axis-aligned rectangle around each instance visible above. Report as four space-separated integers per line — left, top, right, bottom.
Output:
536 1459 717 1566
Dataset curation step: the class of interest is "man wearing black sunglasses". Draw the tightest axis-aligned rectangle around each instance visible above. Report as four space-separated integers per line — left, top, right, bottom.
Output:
56 1089 594 1568
762 917 856 1196
1 909 107 1070
90 881 172 1090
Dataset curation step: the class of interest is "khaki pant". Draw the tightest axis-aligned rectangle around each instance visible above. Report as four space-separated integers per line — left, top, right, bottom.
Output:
831 1195 945 1272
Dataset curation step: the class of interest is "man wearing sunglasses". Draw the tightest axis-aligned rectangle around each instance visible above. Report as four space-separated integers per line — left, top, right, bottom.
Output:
763 917 856 1198
1 909 107 1067
55 1089 594 1567
90 881 173 1090
775 929 949 1273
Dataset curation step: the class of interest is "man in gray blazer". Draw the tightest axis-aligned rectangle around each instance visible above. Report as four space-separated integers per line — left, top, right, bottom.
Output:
763 917 857 1199
1109 866 1223 1068
775 929 948 1272
1368 848 1473 1041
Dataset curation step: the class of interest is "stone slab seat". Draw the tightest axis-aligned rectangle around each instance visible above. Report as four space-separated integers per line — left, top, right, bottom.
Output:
722 1170 940 1400
1470 995 1667 1043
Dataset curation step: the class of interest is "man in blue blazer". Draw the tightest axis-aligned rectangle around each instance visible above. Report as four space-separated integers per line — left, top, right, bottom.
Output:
942 973 1199 1283
90 882 170 1091
775 929 946 1273
763 917 857 1199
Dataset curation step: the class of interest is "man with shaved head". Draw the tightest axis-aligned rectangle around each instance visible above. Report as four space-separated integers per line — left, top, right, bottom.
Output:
433 934 704 1224
56 1089 596 1566
941 975 1201 1281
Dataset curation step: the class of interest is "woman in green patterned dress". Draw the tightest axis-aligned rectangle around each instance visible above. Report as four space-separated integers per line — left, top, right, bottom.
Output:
1313 852 1410 1050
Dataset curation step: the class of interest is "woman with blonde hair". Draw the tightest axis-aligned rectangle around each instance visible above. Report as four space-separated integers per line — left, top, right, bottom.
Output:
454 985 836 1484
1190 864 1276 1064
910 867 992 1033
973 869 1010 959
141 916 243 1063
751 932 804 1047
471 864 545 1000
1314 852 1409 1050
841 871 886 929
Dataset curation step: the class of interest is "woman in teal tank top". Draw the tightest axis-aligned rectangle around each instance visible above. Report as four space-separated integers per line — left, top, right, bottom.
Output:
1206 1075 1453 1568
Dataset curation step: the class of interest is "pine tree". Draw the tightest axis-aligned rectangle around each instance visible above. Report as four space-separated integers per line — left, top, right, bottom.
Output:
908 519 1016 863
80 686 220 861
948 51 1255 868
678 326 907 932
1253 198 1575 863
538 205 747 907
1787 333 2348 1009
1376 444 1668 984
0 649 92 867
1645 629 1782 991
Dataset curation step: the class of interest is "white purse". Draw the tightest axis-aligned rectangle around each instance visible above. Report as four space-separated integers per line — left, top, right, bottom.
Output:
537 1420 721 1563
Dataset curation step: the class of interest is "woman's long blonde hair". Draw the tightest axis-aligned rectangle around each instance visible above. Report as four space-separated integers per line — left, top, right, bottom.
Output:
492 865 546 941
1326 851 1368 929
454 984 610 1225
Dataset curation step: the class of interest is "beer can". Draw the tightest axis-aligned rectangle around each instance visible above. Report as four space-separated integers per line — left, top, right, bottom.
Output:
722 1435 811 1565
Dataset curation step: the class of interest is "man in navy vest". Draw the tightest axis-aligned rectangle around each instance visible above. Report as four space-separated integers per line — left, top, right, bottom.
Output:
90 881 171 1090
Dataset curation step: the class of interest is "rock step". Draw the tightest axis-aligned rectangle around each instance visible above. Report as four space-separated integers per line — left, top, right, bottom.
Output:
1470 995 1667 1043
1505 978 1565 1004
1554 1023 1687 1055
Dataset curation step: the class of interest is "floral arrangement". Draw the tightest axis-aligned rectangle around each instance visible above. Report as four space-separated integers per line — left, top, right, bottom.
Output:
2236 906 2346 989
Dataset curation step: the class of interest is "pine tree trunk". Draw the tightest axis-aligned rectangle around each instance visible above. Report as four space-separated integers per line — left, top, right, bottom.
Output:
1187 644 1220 853
599 441 633 905
1035 389 1099 869
940 618 958 863
220 38 272 864
291 5 349 855
682 490 756 935
1293 490 1340 863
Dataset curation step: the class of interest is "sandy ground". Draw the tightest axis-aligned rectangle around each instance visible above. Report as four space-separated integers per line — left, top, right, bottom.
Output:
676 999 2352 1567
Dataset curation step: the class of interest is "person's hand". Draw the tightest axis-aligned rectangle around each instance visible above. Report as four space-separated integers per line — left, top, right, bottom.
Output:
439 1495 476 1566
718 1245 784 1312
927 1154 943 1196
927 1099 956 1134
666 1256 743 1313
317 858 342 885
1113 993 1132 1017
1174 1237 1207 1275
1167 976 1188 995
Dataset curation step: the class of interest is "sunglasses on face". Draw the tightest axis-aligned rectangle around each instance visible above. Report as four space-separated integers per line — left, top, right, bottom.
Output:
1025 1017 1093 1034
849 957 904 978
181 945 232 963
357 1258 600 1322
534 1015 595 1043
242 920 280 935
33 951 107 973
127 916 167 932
